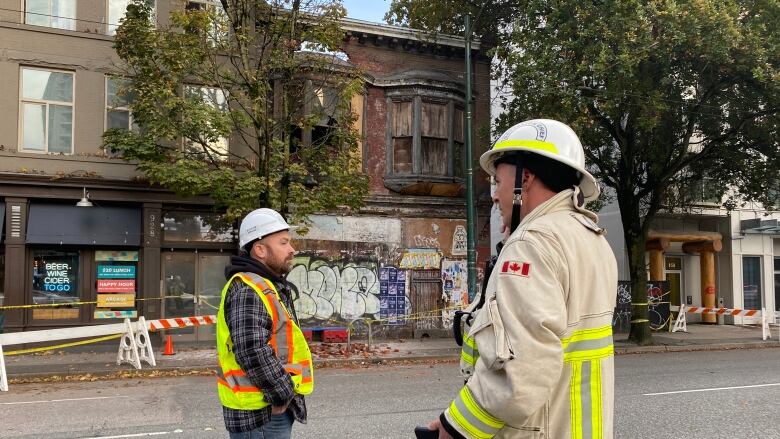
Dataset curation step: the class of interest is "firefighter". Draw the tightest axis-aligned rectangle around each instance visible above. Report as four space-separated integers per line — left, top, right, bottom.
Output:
428 119 618 438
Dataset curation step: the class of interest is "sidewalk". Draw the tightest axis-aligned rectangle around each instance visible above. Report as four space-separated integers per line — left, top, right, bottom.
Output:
4 323 779 383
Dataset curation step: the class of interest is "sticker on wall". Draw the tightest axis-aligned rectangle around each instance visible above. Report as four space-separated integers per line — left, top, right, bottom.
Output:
95 251 139 262
399 248 441 270
451 225 468 256
94 310 137 319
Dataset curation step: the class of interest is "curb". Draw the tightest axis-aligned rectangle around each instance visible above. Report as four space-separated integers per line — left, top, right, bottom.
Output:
7 342 780 384
615 341 780 355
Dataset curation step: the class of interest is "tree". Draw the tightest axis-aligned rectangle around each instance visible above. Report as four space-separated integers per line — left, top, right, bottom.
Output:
388 0 780 344
104 0 369 229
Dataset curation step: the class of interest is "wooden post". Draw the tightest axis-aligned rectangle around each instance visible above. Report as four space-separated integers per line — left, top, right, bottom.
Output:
645 239 669 281
700 251 717 323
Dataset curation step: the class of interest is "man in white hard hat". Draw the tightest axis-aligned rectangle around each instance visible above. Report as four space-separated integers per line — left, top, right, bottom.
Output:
425 119 618 438
216 208 313 439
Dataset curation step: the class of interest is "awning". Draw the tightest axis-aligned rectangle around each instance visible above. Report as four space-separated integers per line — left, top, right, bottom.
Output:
27 203 141 246
0 203 5 244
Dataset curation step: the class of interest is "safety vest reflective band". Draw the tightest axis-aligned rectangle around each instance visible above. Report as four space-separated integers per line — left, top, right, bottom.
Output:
563 325 613 439
447 386 505 439
216 272 314 410
461 333 479 366
493 139 559 155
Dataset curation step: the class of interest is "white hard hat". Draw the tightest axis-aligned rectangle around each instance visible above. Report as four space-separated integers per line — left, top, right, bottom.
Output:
238 208 291 248
480 119 600 201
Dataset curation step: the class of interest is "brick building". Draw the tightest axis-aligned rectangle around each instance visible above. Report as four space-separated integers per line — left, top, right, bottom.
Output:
0 2 492 339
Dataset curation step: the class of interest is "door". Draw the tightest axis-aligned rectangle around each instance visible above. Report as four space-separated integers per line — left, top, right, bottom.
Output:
162 251 229 341
665 256 683 308
410 269 442 330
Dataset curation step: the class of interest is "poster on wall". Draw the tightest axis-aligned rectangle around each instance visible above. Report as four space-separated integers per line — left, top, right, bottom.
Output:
379 267 407 325
441 260 468 326
94 251 139 319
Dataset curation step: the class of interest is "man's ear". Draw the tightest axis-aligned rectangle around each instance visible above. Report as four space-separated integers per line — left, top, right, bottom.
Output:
252 241 266 259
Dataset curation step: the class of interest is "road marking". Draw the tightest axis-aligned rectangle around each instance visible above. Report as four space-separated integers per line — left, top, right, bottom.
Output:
644 382 780 396
0 395 130 405
86 429 183 438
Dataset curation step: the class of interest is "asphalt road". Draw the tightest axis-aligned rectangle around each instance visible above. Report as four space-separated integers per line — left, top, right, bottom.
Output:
2 349 780 438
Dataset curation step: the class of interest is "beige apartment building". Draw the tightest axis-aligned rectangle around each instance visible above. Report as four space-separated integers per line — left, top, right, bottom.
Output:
0 1 493 338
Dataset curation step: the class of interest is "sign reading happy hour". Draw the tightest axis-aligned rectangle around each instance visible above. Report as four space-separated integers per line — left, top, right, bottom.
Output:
97 279 136 293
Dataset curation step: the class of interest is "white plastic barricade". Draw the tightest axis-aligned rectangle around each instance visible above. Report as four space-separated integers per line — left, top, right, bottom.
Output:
671 305 778 340
0 318 153 392
146 315 217 331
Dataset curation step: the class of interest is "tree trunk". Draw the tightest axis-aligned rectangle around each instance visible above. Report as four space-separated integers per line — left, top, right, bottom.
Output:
625 223 652 345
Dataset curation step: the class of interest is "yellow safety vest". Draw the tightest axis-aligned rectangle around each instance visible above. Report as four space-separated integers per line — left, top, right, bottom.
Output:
216 272 314 410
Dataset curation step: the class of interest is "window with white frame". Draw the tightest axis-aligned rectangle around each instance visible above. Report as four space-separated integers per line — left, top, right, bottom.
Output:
185 0 228 44
184 85 229 158
105 76 137 131
26 0 76 30
107 0 155 35
742 256 762 310
20 67 74 154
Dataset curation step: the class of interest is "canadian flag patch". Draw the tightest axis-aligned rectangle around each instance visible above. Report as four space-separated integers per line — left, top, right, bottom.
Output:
500 261 531 277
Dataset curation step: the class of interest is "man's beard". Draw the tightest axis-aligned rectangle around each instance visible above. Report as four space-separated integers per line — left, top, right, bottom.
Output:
266 251 293 276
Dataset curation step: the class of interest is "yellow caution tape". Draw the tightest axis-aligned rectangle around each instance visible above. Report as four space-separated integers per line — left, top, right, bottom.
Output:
4 334 123 356
630 319 650 323
0 295 196 310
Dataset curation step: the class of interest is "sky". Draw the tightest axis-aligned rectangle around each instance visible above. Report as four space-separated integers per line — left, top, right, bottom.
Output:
341 0 392 24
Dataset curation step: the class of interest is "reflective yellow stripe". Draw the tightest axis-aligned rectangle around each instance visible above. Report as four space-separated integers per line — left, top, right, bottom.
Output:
566 325 610 439
591 360 603 438
461 335 478 366
447 386 504 439
570 361 583 439
494 139 559 155
562 325 614 363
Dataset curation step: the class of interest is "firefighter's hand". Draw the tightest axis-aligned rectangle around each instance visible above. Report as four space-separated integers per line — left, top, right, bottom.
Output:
428 419 453 439
271 403 289 415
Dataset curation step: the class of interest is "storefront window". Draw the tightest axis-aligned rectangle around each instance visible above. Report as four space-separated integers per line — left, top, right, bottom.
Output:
32 250 79 319
742 256 762 310
163 212 234 242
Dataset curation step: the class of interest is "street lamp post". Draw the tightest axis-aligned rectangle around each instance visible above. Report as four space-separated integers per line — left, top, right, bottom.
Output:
464 14 478 301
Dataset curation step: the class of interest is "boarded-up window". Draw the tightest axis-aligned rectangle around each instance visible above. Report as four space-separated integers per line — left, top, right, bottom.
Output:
393 101 413 173
421 101 447 139
421 101 448 175
422 138 447 175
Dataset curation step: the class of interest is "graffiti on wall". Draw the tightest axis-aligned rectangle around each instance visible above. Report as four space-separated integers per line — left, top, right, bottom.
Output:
287 255 409 324
451 226 467 256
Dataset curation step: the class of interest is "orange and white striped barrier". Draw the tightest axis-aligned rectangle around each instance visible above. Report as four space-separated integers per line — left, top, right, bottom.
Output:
672 305 778 340
147 315 217 332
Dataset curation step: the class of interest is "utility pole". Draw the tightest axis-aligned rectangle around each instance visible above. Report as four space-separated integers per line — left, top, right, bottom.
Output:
464 14 477 301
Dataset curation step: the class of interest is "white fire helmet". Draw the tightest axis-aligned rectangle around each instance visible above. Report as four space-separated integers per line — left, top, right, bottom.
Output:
238 208 291 248
479 119 600 201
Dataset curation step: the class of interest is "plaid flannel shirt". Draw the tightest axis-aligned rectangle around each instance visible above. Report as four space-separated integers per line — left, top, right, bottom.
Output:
221 277 307 433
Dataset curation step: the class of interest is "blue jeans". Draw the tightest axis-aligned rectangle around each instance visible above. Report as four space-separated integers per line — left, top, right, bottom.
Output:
228 412 294 439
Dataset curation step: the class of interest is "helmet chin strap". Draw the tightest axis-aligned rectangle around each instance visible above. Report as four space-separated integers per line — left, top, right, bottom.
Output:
509 157 524 234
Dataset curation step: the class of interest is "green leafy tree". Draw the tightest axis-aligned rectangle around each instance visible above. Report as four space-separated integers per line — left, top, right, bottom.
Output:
389 0 780 344
104 0 369 230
